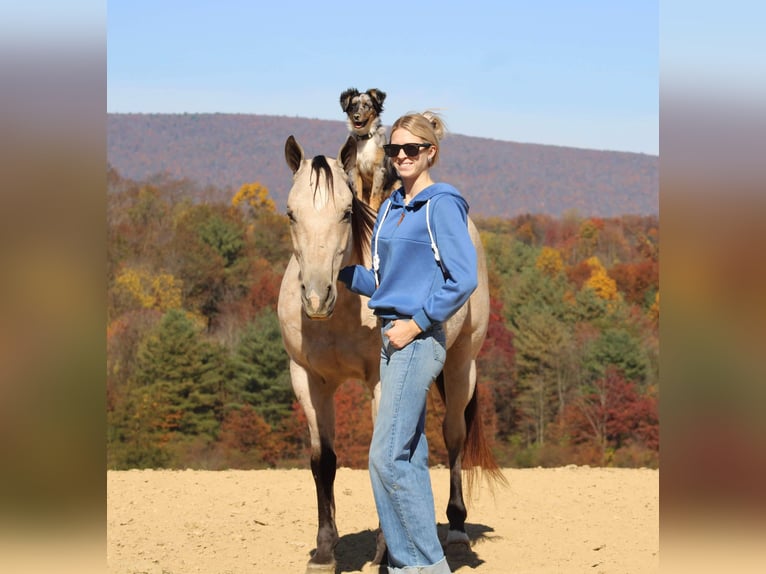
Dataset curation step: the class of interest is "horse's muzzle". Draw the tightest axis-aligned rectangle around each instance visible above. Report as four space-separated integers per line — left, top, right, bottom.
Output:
301 283 336 319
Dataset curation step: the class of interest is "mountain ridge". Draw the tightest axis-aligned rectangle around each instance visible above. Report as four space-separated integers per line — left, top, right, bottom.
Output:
107 113 658 218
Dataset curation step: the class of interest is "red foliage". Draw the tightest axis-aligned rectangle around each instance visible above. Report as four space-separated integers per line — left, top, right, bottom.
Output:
333 380 374 468
217 405 279 466
479 297 515 366
478 297 518 438
246 259 282 313
589 217 605 230
565 260 593 290
555 367 659 457
609 260 659 306
272 401 310 463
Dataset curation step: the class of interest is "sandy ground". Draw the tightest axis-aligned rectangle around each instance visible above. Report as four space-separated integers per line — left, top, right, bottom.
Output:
107 466 658 574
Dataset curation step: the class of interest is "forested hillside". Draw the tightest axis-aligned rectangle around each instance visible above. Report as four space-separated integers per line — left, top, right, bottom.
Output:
108 113 658 219
107 167 659 470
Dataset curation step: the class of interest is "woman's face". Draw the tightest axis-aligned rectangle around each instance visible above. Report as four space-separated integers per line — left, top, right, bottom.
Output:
389 128 436 180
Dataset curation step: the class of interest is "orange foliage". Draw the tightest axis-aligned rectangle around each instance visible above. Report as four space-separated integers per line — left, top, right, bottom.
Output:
218 405 279 467
610 260 659 306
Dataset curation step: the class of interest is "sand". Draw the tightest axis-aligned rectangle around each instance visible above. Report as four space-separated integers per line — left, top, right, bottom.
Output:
107 466 658 574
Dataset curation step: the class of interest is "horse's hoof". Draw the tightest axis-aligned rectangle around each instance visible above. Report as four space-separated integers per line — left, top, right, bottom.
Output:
445 529 470 547
305 559 336 573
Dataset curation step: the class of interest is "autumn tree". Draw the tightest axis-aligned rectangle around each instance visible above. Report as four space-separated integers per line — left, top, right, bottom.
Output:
584 256 621 305
170 204 252 329
232 181 276 218
577 218 602 259
333 380 375 468
216 405 278 468
535 246 564 277
478 297 518 439
556 367 658 465
610 259 659 309
112 266 183 316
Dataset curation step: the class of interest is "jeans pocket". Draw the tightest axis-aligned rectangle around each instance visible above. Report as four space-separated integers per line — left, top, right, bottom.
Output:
431 332 446 364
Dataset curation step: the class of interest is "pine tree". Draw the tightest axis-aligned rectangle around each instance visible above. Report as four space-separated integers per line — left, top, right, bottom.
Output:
229 308 293 425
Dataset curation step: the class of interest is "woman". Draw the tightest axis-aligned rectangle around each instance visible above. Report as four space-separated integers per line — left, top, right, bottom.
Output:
338 111 477 574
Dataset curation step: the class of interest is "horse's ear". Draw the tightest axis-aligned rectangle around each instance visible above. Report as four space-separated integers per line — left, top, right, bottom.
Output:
285 135 304 174
339 87 359 112
339 136 357 173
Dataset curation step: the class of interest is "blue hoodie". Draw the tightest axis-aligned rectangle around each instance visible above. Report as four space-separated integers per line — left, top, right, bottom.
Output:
338 182 477 331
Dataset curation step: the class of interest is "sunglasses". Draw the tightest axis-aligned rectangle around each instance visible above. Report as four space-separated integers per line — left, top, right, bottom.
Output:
382 142 432 158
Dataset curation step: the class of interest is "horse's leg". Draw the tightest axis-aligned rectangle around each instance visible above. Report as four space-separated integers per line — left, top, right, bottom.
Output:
441 349 477 546
291 363 338 572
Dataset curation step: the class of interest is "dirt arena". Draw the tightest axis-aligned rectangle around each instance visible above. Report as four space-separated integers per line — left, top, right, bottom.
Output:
107 466 658 573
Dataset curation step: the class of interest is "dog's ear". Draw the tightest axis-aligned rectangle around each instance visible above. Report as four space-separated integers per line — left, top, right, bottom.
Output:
339 136 357 173
285 135 304 174
367 89 386 113
340 88 359 112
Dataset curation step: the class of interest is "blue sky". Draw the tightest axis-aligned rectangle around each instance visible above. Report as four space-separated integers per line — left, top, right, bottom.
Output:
107 1 658 155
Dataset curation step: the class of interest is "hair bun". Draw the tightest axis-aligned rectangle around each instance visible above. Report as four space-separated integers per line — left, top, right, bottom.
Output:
421 110 446 141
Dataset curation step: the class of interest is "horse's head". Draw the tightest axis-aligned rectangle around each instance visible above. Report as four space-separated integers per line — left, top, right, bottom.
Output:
284 135 375 319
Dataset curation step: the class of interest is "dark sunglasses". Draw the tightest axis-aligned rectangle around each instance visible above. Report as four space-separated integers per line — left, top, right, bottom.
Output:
382 142 432 158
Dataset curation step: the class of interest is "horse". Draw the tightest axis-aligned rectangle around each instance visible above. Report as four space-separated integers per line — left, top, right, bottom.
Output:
277 134 504 573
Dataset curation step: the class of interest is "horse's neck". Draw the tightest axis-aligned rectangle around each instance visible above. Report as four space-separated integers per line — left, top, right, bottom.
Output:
352 241 372 268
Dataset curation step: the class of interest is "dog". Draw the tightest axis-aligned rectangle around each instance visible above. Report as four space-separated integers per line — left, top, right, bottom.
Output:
339 88 400 211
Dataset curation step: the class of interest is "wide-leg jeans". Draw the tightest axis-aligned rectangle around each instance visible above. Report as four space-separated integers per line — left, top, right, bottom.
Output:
369 322 451 574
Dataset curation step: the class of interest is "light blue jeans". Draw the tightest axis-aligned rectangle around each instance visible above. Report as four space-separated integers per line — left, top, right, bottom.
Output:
369 321 451 574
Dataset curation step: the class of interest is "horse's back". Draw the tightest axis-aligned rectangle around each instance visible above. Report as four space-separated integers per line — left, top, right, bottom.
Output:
444 217 489 356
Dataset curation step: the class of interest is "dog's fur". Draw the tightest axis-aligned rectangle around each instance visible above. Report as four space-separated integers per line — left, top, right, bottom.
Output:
339 88 400 211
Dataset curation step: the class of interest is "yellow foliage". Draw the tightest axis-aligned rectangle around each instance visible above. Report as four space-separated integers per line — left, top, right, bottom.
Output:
232 182 275 216
114 267 183 312
535 246 563 276
584 256 621 303
578 220 600 257
585 255 605 273
150 273 183 310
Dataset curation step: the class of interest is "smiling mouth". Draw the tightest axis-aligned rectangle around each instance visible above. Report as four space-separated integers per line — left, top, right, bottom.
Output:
353 119 369 130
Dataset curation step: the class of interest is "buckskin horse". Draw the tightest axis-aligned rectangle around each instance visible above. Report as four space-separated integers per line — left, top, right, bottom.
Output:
277 134 503 572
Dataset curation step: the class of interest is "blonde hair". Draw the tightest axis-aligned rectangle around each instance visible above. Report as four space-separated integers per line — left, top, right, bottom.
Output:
390 110 447 167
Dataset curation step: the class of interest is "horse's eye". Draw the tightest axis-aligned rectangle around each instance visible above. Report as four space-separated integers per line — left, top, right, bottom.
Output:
342 209 352 223
286 209 296 223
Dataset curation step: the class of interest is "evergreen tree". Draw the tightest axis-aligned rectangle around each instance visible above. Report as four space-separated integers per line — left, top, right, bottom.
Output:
582 327 650 386
230 308 293 425
133 309 223 438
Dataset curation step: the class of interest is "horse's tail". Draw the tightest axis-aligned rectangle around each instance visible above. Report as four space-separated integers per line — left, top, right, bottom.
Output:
434 373 508 496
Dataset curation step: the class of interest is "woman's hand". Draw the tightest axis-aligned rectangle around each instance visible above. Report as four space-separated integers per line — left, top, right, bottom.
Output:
386 319 422 349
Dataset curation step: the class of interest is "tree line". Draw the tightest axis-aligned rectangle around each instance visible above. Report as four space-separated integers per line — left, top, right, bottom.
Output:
107 165 659 470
